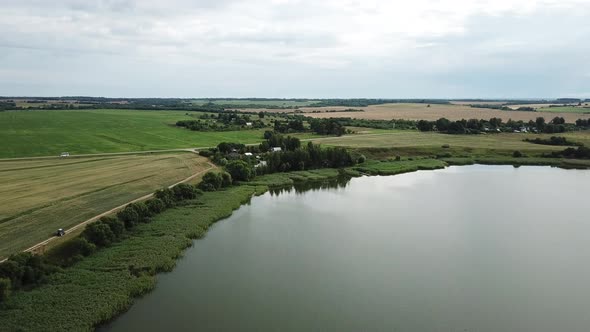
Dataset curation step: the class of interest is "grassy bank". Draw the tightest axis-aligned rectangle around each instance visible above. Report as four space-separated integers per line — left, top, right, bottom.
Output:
1 156 588 331
0 165 361 331
0 186 264 331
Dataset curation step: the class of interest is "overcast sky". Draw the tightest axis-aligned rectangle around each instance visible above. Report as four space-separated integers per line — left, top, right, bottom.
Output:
1 0 589 98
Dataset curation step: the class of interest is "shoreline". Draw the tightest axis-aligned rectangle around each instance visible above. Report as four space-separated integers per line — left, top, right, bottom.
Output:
0 158 588 330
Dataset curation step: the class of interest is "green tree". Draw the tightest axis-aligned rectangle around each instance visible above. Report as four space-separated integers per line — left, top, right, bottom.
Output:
172 183 199 200
0 278 11 302
199 172 223 191
154 188 175 207
117 206 140 229
535 117 546 130
83 222 115 247
221 172 232 187
435 118 451 131
416 120 433 131
225 160 253 182
146 198 166 215
101 216 125 238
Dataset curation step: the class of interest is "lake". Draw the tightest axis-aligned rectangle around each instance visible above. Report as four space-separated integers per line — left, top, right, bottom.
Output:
102 165 590 332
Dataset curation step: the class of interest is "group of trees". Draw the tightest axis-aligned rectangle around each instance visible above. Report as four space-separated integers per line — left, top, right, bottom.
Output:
547 146 590 159
257 140 358 174
260 132 301 152
200 133 359 182
176 112 264 131
273 119 305 133
0 253 57 301
198 171 233 191
272 118 347 136
309 119 346 136
0 183 202 303
415 116 581 135
524 136 582 147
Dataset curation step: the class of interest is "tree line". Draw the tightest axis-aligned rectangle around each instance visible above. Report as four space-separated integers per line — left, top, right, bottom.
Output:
524 136 583 147
416 116 588 134
0 183 202 303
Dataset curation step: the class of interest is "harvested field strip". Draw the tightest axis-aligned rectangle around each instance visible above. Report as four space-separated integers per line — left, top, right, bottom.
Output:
0 153 210 258
0 157 116 173
0 174 156 225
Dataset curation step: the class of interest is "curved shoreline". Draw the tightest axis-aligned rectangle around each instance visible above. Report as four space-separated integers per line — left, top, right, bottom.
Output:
0 159 588 331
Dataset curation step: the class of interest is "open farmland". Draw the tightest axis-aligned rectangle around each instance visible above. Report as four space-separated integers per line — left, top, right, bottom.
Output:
299 103 590 122
522 106 590 113
0 153 210 258
0 109 280 158
191 99 320 107
310 130 590 153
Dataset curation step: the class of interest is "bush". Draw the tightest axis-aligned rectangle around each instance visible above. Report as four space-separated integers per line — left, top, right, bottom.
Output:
221 172 232 187
0 261 21 288
513 151 523 158
225 160 253 182
83 222 115 247
357 155 366 164
117 206 140 229
172 183 199 200
48 237 96 266
0 253 53 289
441 144 450 148
146 198 166 215
0 278 10 302
100 216 125 238
198 150 213 157
199 172 223 191
154 188 175 208
127 202 151 222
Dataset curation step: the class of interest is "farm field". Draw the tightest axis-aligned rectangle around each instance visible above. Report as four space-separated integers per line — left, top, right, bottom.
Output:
310 130 590 152
0 109 297 158
191 99 319 107
0 152 210 258
527 106 590 113
241 103 590 122
312 103 590 122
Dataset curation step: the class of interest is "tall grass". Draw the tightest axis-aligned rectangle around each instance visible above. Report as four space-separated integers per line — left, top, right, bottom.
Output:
0 186 261 331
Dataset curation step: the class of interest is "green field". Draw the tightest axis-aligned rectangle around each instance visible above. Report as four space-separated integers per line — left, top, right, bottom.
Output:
191 99 319 107
0 109 283 158
534 106 590 113
311 130 590 151
0 153 211 258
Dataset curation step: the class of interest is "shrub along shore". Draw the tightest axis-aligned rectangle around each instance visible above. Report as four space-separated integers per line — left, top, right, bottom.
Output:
0 154 589 330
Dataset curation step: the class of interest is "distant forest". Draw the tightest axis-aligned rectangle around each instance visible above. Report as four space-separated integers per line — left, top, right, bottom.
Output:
1 97 588 112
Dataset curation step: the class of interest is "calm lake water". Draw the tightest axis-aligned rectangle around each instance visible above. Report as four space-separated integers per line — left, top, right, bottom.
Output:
102 165 590 332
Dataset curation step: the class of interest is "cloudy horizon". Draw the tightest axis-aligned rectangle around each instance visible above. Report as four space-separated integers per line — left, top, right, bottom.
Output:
1 0 589 99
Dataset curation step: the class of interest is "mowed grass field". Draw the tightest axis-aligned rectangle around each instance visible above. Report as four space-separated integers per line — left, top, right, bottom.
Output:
528 106 590 114
0 153 211 258
0 109 273 158
271 103 590 122
311 130 590 153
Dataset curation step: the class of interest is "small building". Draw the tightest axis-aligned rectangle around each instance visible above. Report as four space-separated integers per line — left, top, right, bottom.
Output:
244 152 253 157
245 122 253 126
255 160 268 168
270 147 282 152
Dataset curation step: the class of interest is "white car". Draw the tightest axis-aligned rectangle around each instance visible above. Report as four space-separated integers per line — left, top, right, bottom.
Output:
60 152 70 157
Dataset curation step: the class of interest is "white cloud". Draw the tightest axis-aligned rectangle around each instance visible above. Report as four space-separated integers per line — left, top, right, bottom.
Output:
0 0 589 97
